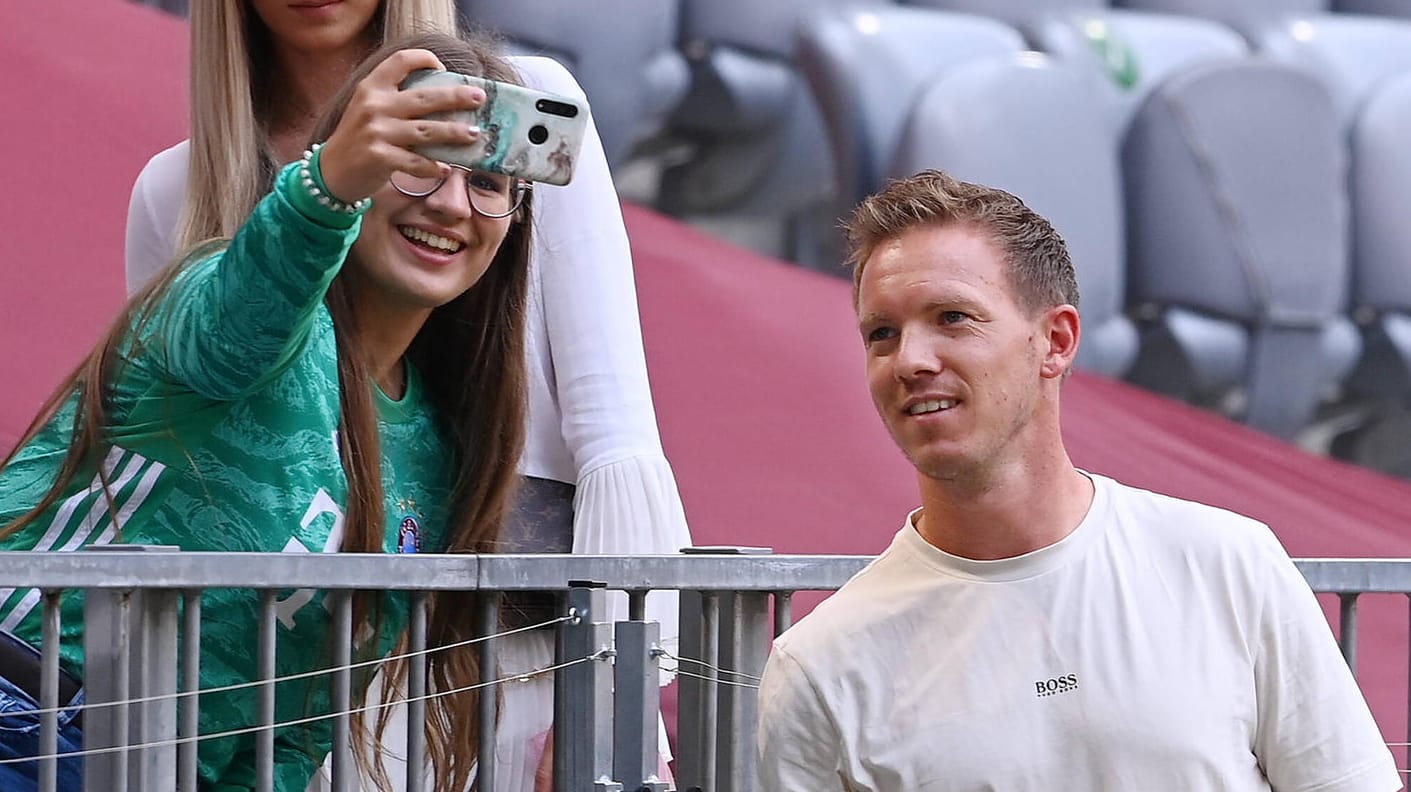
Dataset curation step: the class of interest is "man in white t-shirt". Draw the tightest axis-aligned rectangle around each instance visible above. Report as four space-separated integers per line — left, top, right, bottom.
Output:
756 170 1402 792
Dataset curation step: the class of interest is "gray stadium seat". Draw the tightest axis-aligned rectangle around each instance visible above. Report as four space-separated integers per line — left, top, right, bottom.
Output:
892 53 1138 377
1111 0 1411 434
900 1 1250 134
1334 0 1411 19
795 6 1026 207
1344 72 1411 400
899 0 1105 35
1111 0 1411 117
456 0 689 168
1260 15 1411 124
1122 60 1356 438
656 0 879 264
1112 0 1326 40
1032 10 1247 133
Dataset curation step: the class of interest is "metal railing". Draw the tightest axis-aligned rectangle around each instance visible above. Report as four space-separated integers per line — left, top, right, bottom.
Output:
0 550 1407 791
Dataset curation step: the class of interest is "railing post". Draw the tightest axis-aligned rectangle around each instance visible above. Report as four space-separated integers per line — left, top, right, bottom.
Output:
178 589 202 792
406 591 429 792
717 592 770 792
675 588 705 792
82 545 179 792
614 619 668 792
38 591 62 792
134 586 180 791
1337 593 1360 674
477 590 500 792
327 590 354 792
698 591 720 792
83 584 131 792
554 582 620 792
675 547 773 792
772 591 793 636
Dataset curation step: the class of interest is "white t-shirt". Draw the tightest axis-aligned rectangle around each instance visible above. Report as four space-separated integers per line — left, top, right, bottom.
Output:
758 473 1401 792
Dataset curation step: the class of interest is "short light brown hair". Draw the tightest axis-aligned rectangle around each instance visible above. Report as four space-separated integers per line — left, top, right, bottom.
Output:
845 169 1079 316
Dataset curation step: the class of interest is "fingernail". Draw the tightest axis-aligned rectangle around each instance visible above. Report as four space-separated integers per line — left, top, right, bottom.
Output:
469 88 486 103
467 125 481 137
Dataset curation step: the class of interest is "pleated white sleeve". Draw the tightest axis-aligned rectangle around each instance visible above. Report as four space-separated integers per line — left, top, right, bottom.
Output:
513 56 694 675
124 139 189 294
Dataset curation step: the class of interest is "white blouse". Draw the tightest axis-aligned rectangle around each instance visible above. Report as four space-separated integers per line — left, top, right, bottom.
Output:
123 56 692 653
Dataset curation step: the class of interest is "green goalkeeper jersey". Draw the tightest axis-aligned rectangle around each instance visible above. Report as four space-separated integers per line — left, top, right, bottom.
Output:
0 162 455 791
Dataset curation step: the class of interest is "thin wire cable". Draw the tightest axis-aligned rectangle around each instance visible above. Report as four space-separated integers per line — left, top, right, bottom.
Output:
659 650 762 683
0 650 609 766
11 613 575 722
661 650 762 682
659 664 760 690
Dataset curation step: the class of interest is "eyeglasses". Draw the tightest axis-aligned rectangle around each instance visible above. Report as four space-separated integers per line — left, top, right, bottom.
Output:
389 165 530 219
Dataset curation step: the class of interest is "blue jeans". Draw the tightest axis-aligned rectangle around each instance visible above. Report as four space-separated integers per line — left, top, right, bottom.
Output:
0 640 84 792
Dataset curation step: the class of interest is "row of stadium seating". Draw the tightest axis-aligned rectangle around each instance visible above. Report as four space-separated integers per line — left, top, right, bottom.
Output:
127 0 1411 461
457 0 1411 458
790 2 1411 449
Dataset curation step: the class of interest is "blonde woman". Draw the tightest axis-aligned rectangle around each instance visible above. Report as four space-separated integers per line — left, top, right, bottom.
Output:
123 2 690 791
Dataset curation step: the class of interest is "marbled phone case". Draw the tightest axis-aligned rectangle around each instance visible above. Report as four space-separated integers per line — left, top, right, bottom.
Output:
402 69 589 186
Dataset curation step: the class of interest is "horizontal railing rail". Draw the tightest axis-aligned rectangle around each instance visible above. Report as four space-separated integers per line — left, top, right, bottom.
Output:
0 551 1407 792
8 551 1411 591
0 551 877 590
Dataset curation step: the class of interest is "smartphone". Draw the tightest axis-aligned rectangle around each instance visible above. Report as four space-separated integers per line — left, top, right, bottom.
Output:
401 69 589 186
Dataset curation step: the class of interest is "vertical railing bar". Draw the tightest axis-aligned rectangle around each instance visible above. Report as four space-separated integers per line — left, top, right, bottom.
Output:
38 590 61 792
135 588 179 791
719 592 745 792
701 592 720 792
112 592 132 792
555 584 615 792
477 591 500 792
1338 592 1360 675
721 592 769 792
256 590 277 792
330 591 354 792
772 591 793 637
628 590 647 622
613 620 659 791
406 592 428 792
554 591 569 792
178 589 202 792
674 590 704 790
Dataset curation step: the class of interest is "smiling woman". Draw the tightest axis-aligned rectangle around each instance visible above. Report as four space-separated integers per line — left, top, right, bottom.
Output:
124 2 693 790
0 32 531 792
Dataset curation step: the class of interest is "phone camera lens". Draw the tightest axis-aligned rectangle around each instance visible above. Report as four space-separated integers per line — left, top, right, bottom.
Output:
528 125 549 145
535 98 580 118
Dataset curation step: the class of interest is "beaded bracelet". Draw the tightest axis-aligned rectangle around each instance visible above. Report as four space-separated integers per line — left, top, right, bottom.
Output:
299 143 370 214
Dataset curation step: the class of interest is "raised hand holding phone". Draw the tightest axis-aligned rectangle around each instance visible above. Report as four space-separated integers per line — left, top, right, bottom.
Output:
401 69 590 186
315 48 486 207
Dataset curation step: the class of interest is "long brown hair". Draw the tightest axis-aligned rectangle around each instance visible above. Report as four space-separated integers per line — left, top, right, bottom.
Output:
307 32 531 792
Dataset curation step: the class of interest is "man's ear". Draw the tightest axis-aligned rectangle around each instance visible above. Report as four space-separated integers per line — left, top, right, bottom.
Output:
1039 304 1081 380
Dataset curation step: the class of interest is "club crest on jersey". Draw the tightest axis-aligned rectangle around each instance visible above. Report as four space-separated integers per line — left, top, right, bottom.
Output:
395 497 424 554
398 515 421 554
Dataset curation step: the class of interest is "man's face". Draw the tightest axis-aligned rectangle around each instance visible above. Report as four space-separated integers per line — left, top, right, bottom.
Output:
856 223 1062 482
